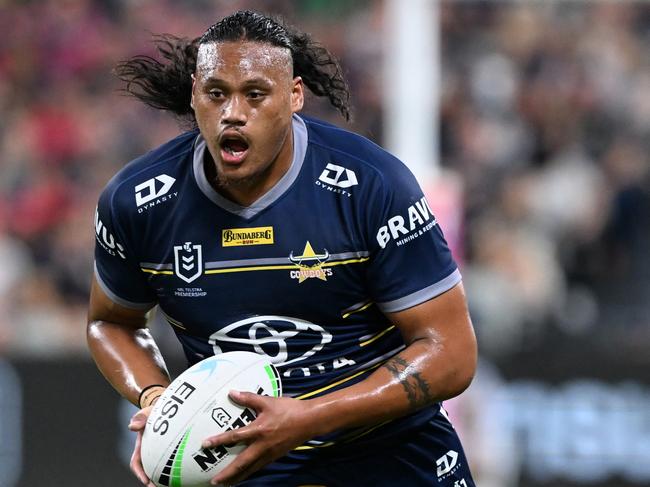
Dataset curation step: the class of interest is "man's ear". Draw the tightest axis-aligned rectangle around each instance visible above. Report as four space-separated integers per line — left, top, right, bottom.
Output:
190 73 197 109
291 76 305 113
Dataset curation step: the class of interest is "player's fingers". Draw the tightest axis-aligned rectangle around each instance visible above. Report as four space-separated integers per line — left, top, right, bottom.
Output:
228 390 269 410
210 444 269 485
226 457 271 485
130 430 151 485
202 424 257 448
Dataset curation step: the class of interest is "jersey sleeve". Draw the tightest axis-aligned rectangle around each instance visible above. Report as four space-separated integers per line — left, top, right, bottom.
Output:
93 184 157 310
364 162 460 313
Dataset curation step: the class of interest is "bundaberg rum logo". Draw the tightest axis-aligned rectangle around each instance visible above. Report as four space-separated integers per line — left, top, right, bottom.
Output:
222 226 274 247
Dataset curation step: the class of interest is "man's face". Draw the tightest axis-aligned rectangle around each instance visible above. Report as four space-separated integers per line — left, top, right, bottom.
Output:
191 41 304 192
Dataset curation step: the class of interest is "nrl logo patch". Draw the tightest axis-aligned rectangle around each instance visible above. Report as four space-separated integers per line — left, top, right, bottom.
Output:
288 241 333 283
174 242 203 283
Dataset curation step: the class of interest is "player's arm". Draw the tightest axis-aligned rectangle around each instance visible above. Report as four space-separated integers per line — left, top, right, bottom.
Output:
88 274 171 486
206 281 476 485
308 281 476 428
87 274 171 408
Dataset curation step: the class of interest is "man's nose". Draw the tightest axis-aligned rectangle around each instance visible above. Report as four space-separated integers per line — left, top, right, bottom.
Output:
221 95 247 125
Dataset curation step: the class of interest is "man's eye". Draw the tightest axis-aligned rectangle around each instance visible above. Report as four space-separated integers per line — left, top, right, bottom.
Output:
248 91 265 99
208 91 223 99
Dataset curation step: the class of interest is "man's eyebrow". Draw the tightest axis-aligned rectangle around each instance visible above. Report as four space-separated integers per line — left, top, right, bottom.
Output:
200 75 225 84
201 76 274 87
241 77 274 87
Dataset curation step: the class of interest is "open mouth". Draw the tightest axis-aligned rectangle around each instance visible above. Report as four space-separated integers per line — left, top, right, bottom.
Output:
220 136 250 165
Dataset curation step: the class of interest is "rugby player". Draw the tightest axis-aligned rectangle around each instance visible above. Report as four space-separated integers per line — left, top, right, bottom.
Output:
87 10 477 487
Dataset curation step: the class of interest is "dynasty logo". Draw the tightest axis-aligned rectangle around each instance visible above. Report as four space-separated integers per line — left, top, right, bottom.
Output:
135 174 177 213
315 163 358 197
288 241 332 283
222 226 274 247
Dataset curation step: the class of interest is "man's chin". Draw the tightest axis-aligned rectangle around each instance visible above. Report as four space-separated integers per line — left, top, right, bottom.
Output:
215 159 273 191
215 170 259 189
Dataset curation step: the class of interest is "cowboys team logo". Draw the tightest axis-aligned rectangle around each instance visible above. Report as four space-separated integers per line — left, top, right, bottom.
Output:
173 242 203 283
288 241 333 283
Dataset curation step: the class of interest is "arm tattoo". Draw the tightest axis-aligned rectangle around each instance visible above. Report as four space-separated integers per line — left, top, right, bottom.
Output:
382 356 434 410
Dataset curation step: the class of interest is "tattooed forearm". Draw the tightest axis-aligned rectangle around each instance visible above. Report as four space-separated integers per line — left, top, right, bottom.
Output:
382 356 434 410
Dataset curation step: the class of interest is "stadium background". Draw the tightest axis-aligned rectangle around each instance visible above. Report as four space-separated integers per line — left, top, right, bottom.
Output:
1 1 649 486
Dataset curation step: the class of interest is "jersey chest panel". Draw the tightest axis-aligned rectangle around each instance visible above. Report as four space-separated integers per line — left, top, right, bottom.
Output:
141 181 375 350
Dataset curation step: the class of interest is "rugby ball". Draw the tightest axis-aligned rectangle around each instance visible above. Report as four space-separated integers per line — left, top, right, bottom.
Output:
141 351 282 487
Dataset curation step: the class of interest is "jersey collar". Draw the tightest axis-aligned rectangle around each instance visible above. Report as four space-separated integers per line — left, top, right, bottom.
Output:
192 114 308 219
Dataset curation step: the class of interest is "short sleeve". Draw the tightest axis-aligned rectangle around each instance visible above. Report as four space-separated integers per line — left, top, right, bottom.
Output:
93 187 157 310
365 163 460 313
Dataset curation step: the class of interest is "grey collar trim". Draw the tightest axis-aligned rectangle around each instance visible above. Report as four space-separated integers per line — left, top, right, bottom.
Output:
192 114 308 219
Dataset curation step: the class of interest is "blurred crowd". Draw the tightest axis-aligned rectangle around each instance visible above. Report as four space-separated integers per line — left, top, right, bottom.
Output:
441 2 650 357
0 0 648 358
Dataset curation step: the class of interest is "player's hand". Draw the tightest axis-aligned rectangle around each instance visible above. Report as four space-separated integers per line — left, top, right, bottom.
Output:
128 406 156 487
202 391 319 486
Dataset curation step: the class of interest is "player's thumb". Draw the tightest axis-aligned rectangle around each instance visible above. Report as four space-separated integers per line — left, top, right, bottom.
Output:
128 407 151 431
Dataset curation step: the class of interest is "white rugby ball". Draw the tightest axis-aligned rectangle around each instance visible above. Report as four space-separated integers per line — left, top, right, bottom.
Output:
141 351 282 487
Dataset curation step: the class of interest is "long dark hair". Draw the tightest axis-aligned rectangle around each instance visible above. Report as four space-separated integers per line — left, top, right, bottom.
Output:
114 10 351 125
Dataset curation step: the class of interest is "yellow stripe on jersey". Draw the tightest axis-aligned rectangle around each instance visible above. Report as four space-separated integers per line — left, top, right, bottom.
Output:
360 325 395 347
141 257 370 276
323 257 369 268
205 257 369 275
164 316 186 330
205 264 296 274
342 301 373 319
141 268 173 275
294 419 394 451
294 441 336 450
295 361 384 400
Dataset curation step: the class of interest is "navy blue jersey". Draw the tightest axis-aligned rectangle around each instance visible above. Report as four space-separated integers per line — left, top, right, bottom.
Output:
94 114 461 452
242 408 476 487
